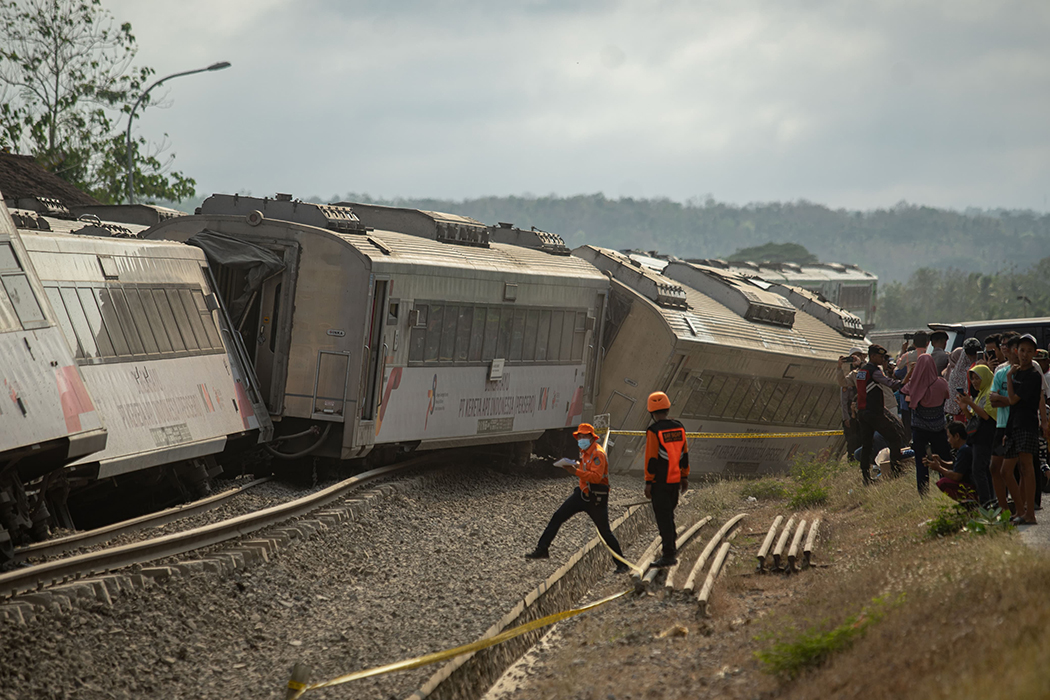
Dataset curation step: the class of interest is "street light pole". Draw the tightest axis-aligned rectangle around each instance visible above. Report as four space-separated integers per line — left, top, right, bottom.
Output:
125 61 231 205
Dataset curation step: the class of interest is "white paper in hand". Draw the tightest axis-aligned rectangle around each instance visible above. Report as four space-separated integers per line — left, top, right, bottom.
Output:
553 458 576 469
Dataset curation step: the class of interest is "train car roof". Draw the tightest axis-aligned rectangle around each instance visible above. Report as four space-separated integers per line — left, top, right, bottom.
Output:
690 258 878 283
577 246 860 359
146 195 606 284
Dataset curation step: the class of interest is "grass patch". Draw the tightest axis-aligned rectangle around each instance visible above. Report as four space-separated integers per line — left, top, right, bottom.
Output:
740 479 788 500
927 501 1014 538
788 453 841 508
755 593 901 679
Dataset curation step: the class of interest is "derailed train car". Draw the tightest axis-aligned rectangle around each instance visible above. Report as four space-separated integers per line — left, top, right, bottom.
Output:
575 247 865 476
144 195 608 463
1 196 106 558
11 206 271 524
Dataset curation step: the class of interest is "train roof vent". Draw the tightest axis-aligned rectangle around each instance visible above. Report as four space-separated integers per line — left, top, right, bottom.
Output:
663 261 796 328
762 281 865 338
8 210 51 231
200 194 369 233
573 246 688 309
487 222 569 255
338 202 491 248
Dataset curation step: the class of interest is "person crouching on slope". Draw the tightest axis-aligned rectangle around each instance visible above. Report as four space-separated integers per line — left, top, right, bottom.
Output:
644 391 690 568
525 423 629 573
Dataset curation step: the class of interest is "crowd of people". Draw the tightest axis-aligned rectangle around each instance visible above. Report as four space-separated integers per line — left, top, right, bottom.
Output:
839 330 1050 525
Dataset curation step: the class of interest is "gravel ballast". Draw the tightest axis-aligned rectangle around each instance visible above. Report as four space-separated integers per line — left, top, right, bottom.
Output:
1 462 651 700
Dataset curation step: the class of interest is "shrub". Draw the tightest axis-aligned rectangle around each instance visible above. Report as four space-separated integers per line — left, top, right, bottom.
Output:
789 453 840 508
755 594 900 679
927 502 970 537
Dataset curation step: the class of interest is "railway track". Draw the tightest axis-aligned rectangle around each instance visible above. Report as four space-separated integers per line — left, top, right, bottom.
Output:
0 455 436 599
12 476 273 564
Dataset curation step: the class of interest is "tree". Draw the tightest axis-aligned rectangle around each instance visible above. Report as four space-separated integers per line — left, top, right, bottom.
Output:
0 0 195 203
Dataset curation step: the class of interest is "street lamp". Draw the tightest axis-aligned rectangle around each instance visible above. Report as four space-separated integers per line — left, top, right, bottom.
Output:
125 61 231 204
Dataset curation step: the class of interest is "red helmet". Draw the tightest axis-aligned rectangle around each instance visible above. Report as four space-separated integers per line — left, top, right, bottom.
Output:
647 391 671 412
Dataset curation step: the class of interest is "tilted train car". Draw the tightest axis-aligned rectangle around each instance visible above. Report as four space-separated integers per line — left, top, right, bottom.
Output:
143 195 609 463
575 247 864 476
1 197 106 559
11 206 270 521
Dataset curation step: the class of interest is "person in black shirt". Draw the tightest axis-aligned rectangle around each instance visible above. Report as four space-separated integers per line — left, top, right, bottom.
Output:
855 345 908 485
926 421 978 503
1004 335 1050 524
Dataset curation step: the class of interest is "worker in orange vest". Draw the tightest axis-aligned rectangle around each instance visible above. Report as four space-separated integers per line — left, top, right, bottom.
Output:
525 423 629 573
644 391 690 567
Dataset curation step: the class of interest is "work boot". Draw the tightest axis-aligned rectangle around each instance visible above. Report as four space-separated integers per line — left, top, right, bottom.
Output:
524 549 549 560
651 556 677 568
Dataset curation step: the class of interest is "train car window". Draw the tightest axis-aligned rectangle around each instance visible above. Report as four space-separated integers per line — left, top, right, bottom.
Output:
152 290 187 352
496 307 513 359
135 288 173 353
0 243 18 271
535 310 551 361
728 378 757 419
178 289 210 351
468 306 485 362
192 290 223 349
771 384 798 424
560 311 575 362
123 289 160 355
571 311 587 362
409 304 427 363
710 375 739 417
455 306 473 362
548 311 564 361
112 289 148 355
744 381 769 421
440 305 457 361
761 381 788 423
95 289 132 356
59 287 99 359
482 307 499 360
45 287 83 358
164 289 199 351
1 273 46 327
424 304 443 362
509 309 526 361
812 388 837 426
77 288 115 357
0 282 19 332
790 385 815 425
692 374 727 418
387 300 399 326
522 310 539 361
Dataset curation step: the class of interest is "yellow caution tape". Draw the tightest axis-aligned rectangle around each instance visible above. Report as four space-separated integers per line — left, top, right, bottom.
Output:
609 429 844 439
289 588 632 698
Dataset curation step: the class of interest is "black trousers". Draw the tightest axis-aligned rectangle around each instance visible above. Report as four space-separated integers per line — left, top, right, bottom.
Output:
535 487 623 558
858 410 903 484
912 426 952 496
843 419 863 462
650 482 680 559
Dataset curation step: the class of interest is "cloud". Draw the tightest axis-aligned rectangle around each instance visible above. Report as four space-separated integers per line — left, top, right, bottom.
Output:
105 0 1050 210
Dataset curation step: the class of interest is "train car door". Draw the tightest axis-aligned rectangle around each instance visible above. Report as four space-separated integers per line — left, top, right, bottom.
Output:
360 279 389 423
254 275 288 412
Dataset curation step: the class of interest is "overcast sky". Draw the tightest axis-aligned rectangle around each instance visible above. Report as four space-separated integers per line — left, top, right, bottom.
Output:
107 0 1050 211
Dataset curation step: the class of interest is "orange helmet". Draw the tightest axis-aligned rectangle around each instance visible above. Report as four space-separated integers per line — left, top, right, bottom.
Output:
647 391 671 412
573 423 598 439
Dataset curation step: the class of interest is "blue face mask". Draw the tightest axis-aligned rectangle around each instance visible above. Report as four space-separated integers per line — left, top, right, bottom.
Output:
577 438 592 450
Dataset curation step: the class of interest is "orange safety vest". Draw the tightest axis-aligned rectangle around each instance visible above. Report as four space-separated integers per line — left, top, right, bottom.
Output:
645 420 689 484
575 442 610 495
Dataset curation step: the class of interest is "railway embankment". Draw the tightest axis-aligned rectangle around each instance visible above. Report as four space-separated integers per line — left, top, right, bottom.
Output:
488 456 1050 700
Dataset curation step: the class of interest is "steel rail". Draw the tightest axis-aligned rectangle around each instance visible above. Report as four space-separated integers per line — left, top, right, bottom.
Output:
0 456 434 599
14 477 272 564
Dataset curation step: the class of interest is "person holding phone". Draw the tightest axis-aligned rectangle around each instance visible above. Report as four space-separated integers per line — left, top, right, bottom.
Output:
902 353 952 496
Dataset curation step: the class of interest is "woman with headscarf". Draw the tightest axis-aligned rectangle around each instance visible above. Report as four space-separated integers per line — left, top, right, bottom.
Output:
955 363 997 506
944 338 981 420
903 353 952 495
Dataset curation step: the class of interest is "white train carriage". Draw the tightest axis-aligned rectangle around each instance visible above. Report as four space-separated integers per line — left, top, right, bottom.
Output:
144 195 609 462
1 198 106 557
12 211 270 502
575 247 862 477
